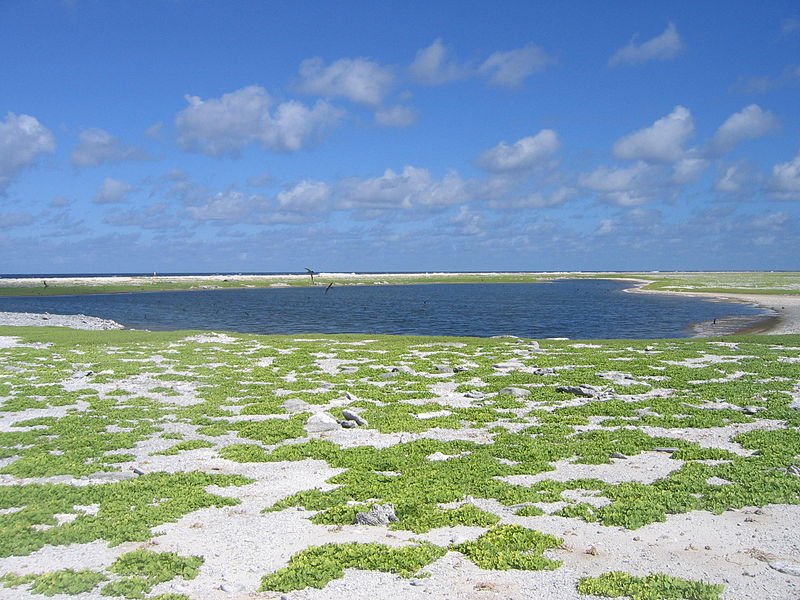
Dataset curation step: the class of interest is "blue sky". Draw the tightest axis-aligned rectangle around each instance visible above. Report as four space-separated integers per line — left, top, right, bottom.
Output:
1 1 799 273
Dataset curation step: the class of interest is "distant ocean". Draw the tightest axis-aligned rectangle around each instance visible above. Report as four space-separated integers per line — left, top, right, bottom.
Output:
0 279 768 339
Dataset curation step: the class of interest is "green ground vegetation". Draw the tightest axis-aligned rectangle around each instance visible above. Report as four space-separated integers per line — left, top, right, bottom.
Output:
1 326 799 593
0 549 201 598
577 571 724 600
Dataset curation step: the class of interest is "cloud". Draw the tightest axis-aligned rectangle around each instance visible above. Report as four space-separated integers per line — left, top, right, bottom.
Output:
710 105 778 154
186 190 258 221
374 105 417 128
409 39 468 85
782 17 800 35
478 130 560 172
595 218 616 236
672 157 709 184
104 203 180 230
276 180 331 211
144 123 163 139
768 152 800 200
451 205 483 236
70 128 146 167
751 211 788 229
0 212 35 230
478 44 553 87
735 65 800 93
613 105 693 162
0 112 55 192
94 177 133 204
494 186 575 209
714 164 748 194
579 161 659 206
609 22 685 67
297 57 394 106
175 86 342 157
340 166 466 209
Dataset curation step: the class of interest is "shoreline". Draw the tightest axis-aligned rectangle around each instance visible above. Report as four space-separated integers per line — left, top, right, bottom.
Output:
622 279 800 336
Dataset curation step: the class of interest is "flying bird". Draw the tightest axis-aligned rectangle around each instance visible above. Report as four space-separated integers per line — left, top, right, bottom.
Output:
305 267 317 285
325 282 334 294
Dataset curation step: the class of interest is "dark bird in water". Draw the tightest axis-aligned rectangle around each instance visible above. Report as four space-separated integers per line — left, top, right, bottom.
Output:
325 282 334 294
305 267 317 285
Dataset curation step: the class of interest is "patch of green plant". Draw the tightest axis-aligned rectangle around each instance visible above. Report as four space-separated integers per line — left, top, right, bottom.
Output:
259 541 445 592
454 525 562 570
577 571 724 599
0 472 250 557
0 569 107 596
154 440 214 455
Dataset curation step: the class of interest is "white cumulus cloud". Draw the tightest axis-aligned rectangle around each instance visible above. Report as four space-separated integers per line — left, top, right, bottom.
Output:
579 161 658 206
613 105 693 162
478 130 560 172
94 177 133 204
340 166 466 209
186 191 256 221
609 23 685 67
409 39 468 85
375 105 417 128
672 157 709 184
478 44 553 87
297 57 394 106
70 128 145 168
277 180 331 211
710 104 778 155
175 86 342 157
768 153 800 200
0 112 55 191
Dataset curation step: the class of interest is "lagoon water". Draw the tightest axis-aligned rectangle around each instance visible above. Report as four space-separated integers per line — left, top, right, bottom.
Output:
0 279 768 339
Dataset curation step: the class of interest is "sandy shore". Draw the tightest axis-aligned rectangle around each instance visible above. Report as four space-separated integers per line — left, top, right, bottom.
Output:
0 311 123 330
624 280 800 336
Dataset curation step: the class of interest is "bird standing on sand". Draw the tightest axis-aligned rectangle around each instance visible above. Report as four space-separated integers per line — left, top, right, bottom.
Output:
42 280 47 288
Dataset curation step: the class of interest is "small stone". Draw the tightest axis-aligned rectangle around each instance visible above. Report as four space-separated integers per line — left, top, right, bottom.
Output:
454 365 470 372
742 406 765 415
465 391 485 399
282 398 311 413
769 561 800 577
498 387 530 398
338 419 356 428
345 391 358 401
610 452 627 459
342 409 368 426
435 364 454 374
653 447 680 453
585 545 599 556
306 412 340 433
705 545 712 550
556 385 599 398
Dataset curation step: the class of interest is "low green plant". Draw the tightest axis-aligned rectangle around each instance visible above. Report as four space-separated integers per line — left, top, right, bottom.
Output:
577 571 724 600
454 525 562 570
260 542 445 592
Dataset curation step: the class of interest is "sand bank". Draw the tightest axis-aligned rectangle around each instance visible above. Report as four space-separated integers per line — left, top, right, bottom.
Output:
0 311 123 330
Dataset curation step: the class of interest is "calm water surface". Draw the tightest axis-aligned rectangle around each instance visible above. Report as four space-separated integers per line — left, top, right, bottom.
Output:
0 279 768 339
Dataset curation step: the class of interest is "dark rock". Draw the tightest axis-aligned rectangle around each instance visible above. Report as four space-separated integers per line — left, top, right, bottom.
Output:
354 503 398 526
342 409 368 426
556 384 600 398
